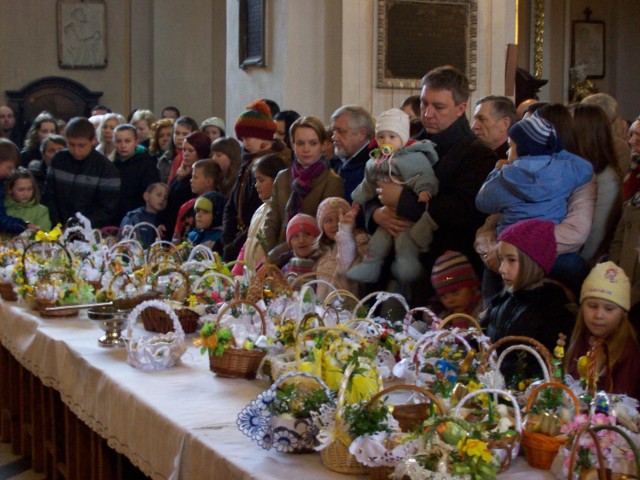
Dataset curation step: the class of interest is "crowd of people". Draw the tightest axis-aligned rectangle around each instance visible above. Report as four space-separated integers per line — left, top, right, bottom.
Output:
0 64 638 398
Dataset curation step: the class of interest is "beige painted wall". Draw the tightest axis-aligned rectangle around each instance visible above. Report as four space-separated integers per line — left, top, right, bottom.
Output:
1 1 638 129
0 0 226 125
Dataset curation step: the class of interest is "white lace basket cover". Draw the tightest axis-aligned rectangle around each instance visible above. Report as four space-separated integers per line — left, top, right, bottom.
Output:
123 300 187 370
236 371 331 453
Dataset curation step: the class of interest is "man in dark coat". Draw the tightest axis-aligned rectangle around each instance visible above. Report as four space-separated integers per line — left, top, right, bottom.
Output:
365 65 497 302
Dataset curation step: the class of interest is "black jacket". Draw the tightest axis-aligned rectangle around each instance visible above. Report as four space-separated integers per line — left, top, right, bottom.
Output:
365 115 496 279
113 147 160 225
482 282 574 352
43 148 121 228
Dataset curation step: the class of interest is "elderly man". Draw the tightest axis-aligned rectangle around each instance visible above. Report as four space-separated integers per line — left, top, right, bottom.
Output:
367 65 496 299
329 105 374 203
471 95 516 160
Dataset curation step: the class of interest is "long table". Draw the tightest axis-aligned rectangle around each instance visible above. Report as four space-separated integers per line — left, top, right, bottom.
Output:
0 301 556 479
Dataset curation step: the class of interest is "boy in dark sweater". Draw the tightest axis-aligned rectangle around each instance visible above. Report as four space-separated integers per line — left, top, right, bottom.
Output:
43 117 121 228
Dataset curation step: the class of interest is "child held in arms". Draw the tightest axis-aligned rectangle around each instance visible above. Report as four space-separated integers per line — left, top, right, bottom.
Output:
348 108 439 284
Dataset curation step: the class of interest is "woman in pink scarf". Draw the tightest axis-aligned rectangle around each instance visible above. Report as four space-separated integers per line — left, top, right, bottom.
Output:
263 116 344 264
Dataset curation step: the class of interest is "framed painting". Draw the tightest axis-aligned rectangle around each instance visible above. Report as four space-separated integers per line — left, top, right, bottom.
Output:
376 0 478 90
571 20 605 79
57 0 107 69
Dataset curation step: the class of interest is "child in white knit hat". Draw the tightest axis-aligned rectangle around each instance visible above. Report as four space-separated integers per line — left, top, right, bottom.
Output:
348 108 439 284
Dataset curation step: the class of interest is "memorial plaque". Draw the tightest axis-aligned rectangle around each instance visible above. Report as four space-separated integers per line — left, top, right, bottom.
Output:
377 0 477 90
239 0 265 68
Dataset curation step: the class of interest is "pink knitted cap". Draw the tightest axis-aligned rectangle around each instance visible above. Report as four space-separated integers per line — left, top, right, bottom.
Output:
497 219 557 274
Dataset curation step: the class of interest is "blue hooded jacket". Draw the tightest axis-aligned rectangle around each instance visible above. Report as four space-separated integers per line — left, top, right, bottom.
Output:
475 149 593 233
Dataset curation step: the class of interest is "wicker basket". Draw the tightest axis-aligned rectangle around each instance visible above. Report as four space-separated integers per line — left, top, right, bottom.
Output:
566 424 640 479
478 335 554 392
144 268 200 334
208 299 267 379
321 440 368 475
124 300 186 370
521 381 579 470
367 466 395 480
245 263 289 304
368 384 445 433
0 282 17 301
453 388 523 473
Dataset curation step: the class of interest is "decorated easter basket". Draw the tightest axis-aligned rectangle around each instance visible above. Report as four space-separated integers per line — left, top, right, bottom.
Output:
521 381 580 470
410 325 493 399
107 270 160 310
478 335 554 392
208 299 267 379
565 423 640 480
260 310 326 382
245 263 290 304
143 268 200 334
453 387 523 473
237 371 332 453
319 364 370 475
123 300 187 370
369 384 445 433
293 325 368 392
351 291 410 322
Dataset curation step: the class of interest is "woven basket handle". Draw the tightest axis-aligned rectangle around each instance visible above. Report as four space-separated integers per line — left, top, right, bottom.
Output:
290 271 344 291
146 240 181 265
351 291 409 320
590 425 640 474
294 325 365 367
295 312 325 338
298 279 339 304
187 244 216 262
126 299 185 338
246 263 288 304
524 381 580 416
123 222 161 242
322 289 360 310
437 313 482 331
107 270 136 293
22 240 73 285
191 271 234 292
482 335 553 374
494 345 551 383
567 426 607 479
342 317 383 336
453 388 523 434
402 307 441 334
271 371 332 399
367 384 445 415
151 268 192 298
215 299 267 335
413 329 473 369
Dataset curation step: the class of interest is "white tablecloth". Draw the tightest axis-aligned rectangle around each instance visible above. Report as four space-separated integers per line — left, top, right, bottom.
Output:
0 301 556 479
